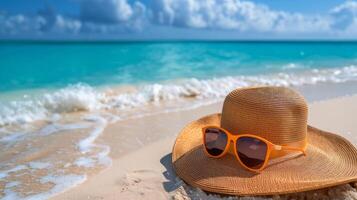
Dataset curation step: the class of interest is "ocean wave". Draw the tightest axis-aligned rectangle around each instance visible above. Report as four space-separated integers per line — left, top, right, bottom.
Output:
1 65 357 127
0 84 104 126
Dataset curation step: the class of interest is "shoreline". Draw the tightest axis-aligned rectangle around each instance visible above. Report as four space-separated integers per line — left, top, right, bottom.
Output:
1 81 357 199
1 64 357 126
53 94 357 200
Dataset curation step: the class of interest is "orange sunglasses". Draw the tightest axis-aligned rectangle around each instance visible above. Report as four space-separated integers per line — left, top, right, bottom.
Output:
202 126 306 173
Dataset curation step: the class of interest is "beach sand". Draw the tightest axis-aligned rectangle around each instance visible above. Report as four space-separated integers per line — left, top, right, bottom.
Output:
51 94 357 200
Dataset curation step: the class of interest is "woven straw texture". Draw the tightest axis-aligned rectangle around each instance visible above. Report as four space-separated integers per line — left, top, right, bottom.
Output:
172 87 357 196
221 87 307 146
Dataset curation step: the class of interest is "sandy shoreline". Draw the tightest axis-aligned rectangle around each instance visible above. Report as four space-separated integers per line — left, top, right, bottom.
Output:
52 94 357 200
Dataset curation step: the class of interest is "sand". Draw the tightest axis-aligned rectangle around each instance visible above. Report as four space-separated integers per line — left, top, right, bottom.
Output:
52 95 357 200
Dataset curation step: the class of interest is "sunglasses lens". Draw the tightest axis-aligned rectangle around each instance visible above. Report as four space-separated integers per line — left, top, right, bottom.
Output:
204 128 228 156
236 137 267 169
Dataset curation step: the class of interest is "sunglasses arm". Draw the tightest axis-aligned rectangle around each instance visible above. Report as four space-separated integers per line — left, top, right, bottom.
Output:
274 145 306 156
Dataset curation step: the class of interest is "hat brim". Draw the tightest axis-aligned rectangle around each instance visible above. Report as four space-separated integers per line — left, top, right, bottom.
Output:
172 113 357 196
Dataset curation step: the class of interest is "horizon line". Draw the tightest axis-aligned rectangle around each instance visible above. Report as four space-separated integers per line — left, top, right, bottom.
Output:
2 39 357 43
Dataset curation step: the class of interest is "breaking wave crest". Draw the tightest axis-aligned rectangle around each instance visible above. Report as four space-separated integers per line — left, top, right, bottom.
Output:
1 65 357 126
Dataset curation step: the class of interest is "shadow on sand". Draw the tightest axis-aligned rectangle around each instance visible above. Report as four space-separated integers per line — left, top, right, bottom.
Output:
160 153 181 192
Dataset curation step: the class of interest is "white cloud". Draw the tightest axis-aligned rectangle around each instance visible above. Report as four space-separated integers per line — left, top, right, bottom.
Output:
0 14 42 35
330 0 357 35
274 13 330 33
0 12 81 36
53 15 82 34
152 0 331 33
1 0 357 38
79 0 147 32
0 0 145 36
80 0 134 23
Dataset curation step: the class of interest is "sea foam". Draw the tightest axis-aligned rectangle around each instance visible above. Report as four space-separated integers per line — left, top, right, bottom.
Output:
1 65 357 127
0 84 104 127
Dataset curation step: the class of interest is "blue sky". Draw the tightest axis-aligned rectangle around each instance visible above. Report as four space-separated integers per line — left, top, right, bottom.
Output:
1 0 357 40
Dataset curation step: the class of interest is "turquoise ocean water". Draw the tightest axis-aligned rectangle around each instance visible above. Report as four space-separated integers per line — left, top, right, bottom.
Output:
1 41 357 92
2 41 357 126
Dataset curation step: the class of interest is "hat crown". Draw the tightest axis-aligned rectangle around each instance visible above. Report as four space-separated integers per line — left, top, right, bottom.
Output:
221 86 308 145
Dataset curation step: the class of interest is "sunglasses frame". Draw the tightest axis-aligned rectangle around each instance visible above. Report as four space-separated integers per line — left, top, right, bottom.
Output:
202 126 306 173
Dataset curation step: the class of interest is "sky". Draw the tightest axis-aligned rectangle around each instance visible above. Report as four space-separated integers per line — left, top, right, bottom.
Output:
1 0 357 40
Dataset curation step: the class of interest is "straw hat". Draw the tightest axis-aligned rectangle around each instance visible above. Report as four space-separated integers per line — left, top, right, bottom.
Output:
172 86 357 195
